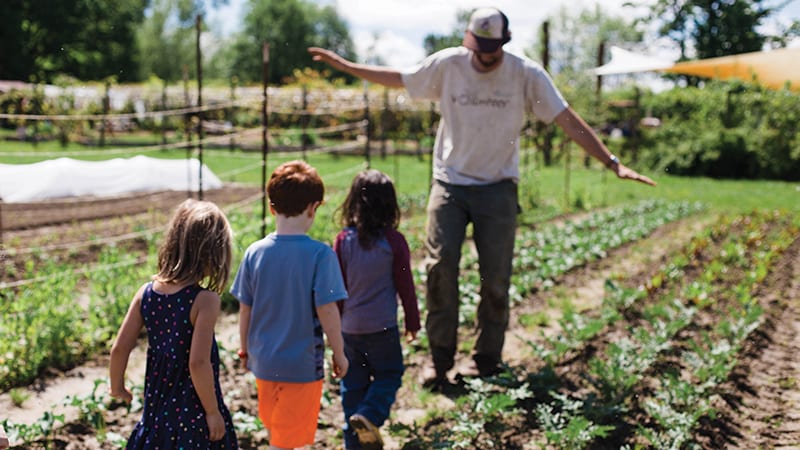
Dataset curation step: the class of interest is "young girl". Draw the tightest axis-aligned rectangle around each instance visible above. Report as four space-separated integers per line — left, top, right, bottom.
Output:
110 199 238 449
334 170 421 450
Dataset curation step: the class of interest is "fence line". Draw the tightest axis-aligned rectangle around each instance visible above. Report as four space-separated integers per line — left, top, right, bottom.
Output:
223 192 264 213
0 98 376 122
0 127 256 157
0 119 367 159
0 98 250 121
0 193 272 289
323 162 366 182
8 227 161 256
0 83 442 244
217 161 265 179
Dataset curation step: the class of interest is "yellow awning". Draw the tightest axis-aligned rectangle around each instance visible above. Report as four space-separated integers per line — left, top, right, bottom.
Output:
591 46 800 92
664 47 800 91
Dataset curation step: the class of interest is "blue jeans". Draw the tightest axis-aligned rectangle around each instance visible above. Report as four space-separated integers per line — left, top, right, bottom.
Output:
341 326 404 450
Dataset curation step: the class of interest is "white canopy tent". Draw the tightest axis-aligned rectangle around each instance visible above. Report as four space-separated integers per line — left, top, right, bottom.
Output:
591 46 676 75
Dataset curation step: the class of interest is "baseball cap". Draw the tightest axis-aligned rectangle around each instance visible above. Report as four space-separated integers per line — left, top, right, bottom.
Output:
462 7 511 53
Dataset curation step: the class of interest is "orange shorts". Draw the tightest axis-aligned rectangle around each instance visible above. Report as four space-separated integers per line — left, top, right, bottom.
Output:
256 378 323 448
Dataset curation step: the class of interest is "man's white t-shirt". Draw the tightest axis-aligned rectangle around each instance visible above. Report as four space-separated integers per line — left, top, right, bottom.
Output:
402 47 568 185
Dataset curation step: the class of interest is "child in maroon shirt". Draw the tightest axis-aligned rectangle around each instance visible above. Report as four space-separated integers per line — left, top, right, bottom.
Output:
334 170 420 450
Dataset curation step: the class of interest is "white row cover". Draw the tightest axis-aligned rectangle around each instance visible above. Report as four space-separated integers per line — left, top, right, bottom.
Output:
0 155 222 203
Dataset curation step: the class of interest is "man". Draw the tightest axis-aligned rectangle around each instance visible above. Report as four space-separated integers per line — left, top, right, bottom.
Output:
309 7 655 390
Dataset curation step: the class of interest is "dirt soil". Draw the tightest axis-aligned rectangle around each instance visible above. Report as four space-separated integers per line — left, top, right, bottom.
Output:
0 185 261 285
1 205 799 449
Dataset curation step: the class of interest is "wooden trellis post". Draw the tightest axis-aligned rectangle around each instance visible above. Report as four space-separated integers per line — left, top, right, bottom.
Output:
363 81 371 168
261 42 270 238
195 15 204 200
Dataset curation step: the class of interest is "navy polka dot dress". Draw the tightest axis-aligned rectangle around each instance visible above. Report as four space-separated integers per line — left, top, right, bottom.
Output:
126 282 238 449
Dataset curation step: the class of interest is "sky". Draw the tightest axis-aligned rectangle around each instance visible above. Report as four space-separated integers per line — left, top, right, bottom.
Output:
208 0 800 68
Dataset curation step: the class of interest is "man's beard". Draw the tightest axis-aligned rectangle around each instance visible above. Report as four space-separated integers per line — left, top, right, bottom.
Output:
476 53 499 68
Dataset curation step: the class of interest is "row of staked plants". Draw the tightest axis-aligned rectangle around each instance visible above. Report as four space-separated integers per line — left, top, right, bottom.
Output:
395 208 797 449
452 199 705 329
532 210 796 448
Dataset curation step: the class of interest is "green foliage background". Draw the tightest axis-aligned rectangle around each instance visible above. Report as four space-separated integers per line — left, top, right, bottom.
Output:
638 81 800 180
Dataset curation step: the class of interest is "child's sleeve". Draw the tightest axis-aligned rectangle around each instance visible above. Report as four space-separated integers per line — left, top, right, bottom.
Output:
229 250 253 306
332 231 348 312
386 229 421 332
332 230 348 289
314 246 349 307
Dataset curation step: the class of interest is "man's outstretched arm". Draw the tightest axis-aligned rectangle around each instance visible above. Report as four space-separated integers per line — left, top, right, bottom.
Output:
308 47 405 88
555 107 656 186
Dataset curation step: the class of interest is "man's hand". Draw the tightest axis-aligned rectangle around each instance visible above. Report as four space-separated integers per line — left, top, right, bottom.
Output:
615 163 657 186
308 47 345 71
308 46 406 88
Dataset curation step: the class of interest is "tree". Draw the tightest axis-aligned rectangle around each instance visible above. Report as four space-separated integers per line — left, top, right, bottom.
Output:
0 0 28 80
137 0 196 82
532 4 643 94
525 3 643 138
228 0 354 84
137 0 236 82
634 0 795 60
308 5 356 59
0 0 147 82
693 0 769 58
422 10 471 56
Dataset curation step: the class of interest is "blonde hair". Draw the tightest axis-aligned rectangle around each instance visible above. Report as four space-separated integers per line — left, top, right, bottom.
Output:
154 199 233 293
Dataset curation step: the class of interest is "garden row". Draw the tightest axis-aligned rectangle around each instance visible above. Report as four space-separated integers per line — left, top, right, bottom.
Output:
0 199 700 447
0 203 262 392
400 208 798 448
453 199 705 326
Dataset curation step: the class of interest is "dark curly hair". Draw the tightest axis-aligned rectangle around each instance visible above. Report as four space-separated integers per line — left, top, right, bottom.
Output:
338 169 400 249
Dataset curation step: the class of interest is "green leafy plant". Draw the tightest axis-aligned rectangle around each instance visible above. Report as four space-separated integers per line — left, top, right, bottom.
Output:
535 392 615 449
9 388 30 407
64 378 110 439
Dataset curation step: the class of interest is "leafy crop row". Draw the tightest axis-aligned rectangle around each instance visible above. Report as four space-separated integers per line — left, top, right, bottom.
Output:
395 209 796 448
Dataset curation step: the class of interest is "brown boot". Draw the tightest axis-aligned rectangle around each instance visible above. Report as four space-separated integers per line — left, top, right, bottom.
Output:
349 414 384 450
420 360 451 392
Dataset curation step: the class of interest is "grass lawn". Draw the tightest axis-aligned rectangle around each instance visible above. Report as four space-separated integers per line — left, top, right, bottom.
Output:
1 139 797 218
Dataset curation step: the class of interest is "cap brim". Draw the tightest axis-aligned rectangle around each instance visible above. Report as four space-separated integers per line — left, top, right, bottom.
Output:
462 31 504 53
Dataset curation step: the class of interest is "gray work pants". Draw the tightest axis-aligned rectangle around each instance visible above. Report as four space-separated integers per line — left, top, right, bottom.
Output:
424 179 518 374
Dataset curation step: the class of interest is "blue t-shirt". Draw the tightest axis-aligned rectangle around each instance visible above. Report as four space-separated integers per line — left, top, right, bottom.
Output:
230 233 348 383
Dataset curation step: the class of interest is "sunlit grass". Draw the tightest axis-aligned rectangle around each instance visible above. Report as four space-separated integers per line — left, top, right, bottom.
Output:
2 141 797 218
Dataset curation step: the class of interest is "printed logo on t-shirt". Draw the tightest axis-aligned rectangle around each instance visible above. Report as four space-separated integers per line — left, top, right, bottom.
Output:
450 93 508 108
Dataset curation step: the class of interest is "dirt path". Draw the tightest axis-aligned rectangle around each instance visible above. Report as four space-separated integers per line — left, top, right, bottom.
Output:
701 238 800 449
1 185 261 285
